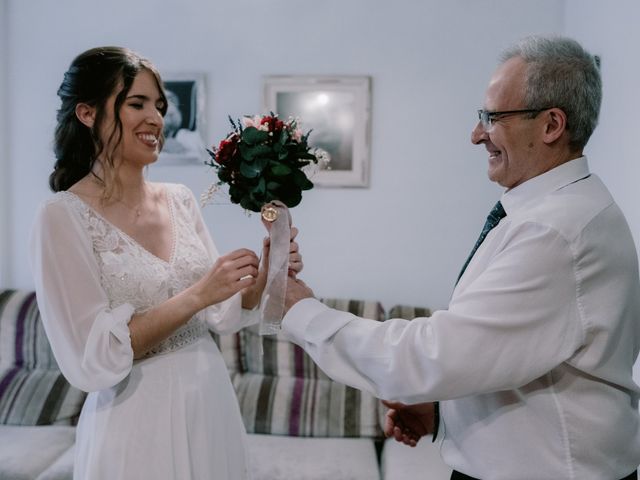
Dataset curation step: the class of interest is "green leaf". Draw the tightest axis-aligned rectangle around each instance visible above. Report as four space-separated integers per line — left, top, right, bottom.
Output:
249 144 272 158
301 178 314 190
239 143 270 161
254 156 269 171
218 168 232 183
240 195 260 212
240 161 262 178
229 185 243 203
292 169 313 190
242 127 269 145
279 189 302 208
271 164 292 176
278 150 290 161
238 142 253 160
298 152 318 161
250 189 266 203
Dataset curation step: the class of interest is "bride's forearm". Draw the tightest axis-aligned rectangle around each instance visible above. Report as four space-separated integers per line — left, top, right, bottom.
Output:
129 249 259 358
128 285 205 359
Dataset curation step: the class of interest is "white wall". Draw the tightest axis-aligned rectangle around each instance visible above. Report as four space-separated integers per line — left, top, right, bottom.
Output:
564 0 640 260
0 0 10 288
6 0 565 310
564 0 640 385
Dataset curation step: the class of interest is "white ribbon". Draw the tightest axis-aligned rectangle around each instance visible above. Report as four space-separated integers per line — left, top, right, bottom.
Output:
259 201 291 335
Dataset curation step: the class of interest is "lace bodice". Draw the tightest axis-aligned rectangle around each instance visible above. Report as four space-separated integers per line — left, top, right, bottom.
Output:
59 185 211 355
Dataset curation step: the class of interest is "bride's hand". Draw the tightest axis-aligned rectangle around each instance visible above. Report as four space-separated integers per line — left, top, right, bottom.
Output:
241 240 268 309
193 248 259 308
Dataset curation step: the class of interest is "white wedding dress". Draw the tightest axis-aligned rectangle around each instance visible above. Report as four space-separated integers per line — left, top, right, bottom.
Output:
30 183 256 479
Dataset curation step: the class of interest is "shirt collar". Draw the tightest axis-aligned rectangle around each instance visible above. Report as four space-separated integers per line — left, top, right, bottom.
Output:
501 156 591 215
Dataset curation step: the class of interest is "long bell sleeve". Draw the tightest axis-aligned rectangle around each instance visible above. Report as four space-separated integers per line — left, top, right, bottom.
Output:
30 198 135 393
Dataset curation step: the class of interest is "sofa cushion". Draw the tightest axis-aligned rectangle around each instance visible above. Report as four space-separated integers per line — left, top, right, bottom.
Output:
234 299 385 439
0 290 57 369
387 304 432 320
0 425 75 480
241 298 385 378
247 433 380 480
0 290 86 426
234 372 382 438
0 367 86 425
209 331 243 374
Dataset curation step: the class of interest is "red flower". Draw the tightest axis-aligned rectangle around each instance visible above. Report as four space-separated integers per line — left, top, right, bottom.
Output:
215 134 239 165
260 116 284 133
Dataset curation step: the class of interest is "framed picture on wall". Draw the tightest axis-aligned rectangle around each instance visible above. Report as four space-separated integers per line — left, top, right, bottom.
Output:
264 75 372 187
159 73 207 165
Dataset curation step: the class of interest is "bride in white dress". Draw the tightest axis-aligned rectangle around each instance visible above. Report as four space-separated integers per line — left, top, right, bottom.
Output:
30 46 301 479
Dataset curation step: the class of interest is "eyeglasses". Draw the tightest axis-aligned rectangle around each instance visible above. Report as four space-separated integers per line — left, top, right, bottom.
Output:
477 108 552 131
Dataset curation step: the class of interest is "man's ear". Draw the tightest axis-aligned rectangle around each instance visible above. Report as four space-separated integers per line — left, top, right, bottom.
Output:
541 108 567 145
75 103 96 128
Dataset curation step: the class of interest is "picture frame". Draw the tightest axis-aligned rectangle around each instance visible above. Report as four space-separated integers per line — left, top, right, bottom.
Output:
263 75 372 187
159 73 207 165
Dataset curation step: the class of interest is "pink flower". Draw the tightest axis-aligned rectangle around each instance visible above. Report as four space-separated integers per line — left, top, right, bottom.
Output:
241 115 261 129
291 128 303 142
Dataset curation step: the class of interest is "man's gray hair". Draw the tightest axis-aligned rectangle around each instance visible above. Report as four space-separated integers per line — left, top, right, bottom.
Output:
501 35 602 150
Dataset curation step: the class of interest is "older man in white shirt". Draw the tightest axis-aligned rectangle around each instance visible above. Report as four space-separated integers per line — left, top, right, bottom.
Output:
282 35 640 480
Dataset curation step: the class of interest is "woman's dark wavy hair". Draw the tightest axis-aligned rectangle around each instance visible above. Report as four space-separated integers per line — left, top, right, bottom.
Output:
50 46 167 194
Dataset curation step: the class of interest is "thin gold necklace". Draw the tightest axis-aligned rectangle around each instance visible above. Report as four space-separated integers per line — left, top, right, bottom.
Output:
117 199 143 217
88 175 149 218
115 187 150 218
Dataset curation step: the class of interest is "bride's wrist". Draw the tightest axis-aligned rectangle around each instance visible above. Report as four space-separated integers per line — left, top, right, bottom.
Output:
182 283 210 313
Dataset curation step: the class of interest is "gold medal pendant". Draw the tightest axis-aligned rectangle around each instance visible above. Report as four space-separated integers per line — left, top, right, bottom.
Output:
261 205 279 223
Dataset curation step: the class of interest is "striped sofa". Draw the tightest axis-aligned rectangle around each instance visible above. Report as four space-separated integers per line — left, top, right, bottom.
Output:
0 289 450 480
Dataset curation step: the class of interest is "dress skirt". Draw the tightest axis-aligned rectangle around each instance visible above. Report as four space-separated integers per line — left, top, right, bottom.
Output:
73 336 250 480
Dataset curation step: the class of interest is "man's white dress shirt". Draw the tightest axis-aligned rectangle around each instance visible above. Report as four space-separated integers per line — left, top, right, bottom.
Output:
282 157 640 479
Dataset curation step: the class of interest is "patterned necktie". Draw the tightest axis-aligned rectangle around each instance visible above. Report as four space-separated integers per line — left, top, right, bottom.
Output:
432 200 506 442
456 201 506 285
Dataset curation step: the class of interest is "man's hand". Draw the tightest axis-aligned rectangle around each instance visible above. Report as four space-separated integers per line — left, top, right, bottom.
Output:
242 226 303 310
382 400 435 447
284 277 315 313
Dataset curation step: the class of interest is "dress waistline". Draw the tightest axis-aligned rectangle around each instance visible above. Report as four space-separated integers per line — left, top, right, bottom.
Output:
144 321 208 357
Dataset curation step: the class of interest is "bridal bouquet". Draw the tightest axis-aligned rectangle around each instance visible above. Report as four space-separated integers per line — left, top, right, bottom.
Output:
204 114 318 335
205 114 318 212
